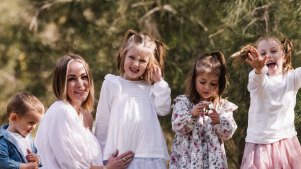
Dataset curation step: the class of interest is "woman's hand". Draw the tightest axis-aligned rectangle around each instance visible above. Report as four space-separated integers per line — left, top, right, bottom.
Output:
106 149 135 169
245 48 267 74
207 108 220 124
190 102 209 118
149 64 163 83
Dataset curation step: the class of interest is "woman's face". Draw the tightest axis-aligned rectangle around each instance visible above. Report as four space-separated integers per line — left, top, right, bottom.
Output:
66 61 89 108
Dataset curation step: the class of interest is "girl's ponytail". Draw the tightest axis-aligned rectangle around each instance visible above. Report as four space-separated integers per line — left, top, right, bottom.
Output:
281 35 293 71
154 40 168 77
231 44 255 67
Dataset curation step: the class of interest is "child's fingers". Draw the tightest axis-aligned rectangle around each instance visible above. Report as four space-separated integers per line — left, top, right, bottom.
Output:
27 148 32 154
112 149 119 158
262 55 268 63
247 53 254 61
250 49 259 58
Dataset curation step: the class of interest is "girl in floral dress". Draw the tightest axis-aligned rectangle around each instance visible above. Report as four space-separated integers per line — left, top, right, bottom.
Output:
169 52 237 169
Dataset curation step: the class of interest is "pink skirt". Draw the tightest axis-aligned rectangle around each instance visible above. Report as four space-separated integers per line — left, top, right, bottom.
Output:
241 136 301 169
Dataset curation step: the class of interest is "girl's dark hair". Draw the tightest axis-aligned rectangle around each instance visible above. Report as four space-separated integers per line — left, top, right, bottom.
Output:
117 29 168 83
231 35 293 72
186 51 228 104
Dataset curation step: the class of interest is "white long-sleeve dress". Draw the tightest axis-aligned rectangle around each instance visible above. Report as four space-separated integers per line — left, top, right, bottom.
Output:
94 74 171 164
35 101 103 169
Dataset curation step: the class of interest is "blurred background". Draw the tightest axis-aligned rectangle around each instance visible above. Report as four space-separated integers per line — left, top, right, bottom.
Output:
0 0 301 168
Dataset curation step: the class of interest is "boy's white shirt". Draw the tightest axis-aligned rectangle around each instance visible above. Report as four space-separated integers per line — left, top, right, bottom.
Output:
246 67 301 144
94 74 171 161
35 101 103 169
7 131 32 163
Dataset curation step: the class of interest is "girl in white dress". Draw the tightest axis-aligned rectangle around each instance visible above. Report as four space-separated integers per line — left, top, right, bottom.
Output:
232 35 301 168
35 54 134 169
94 30 171 169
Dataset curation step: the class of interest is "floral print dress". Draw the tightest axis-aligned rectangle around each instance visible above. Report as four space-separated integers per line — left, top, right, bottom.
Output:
169 95 238 169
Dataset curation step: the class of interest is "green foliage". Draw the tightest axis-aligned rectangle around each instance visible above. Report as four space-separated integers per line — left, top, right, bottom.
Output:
1 0 301 168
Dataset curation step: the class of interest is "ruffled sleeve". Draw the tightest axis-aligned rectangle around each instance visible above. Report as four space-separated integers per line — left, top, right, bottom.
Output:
94 74 121 156
213 100 238 140
171 95 202 135
150 79 171 116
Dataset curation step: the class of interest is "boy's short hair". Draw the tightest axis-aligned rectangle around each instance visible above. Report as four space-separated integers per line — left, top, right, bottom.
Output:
7 92 44 118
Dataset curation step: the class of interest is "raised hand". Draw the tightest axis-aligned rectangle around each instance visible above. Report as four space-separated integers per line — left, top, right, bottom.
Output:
149 64 163 83
245 48 267 74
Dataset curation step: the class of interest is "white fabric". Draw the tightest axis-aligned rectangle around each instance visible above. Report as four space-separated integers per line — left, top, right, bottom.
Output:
8 131 32 163
246 67 301 144
35 101 103 169
94 74 171 161
127 157 166 169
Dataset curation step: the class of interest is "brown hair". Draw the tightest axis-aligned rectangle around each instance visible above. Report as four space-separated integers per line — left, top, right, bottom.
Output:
117 29 168 83
52 53 94 112
186 51 228 105
7 92 44 117
231 35 293 72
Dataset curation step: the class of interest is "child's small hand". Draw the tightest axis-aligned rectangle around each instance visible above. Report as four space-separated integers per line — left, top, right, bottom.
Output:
191 102 209 118
206 108 220 124
245 48 267 73
149 64 163 83
26 149 40 166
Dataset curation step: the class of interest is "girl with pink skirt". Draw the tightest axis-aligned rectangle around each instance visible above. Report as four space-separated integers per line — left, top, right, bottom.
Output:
232 35 301 169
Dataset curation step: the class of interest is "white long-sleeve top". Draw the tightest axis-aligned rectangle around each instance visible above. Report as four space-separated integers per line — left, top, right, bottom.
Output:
94 74 171 161
246 67 301 144
35 101 103 169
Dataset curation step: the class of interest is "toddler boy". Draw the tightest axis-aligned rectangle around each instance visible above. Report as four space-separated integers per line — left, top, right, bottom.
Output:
0 92 44 169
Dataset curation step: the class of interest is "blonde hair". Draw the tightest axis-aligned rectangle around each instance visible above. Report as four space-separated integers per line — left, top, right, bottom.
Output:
7 92 44 117
186 51 228 105
117 29 168 83
231 35 293 72
52 53 94 112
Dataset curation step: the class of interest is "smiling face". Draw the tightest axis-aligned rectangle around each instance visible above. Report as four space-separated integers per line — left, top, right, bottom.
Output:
66 61 90 109
257 38 285 76
195 72 219 101
10 111 43 137
123 46 152 81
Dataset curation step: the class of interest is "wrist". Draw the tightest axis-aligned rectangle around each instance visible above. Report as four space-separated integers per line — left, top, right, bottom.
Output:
190 110 198 118
255 68 262 74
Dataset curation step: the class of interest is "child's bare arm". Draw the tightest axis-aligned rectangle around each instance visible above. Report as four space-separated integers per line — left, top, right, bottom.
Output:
20 163 38 169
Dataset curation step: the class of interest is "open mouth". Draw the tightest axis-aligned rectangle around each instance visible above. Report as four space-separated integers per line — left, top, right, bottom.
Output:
266 62 276 69
129 67 139 73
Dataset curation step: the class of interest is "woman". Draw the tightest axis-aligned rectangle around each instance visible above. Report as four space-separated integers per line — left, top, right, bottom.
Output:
35 54 134 169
